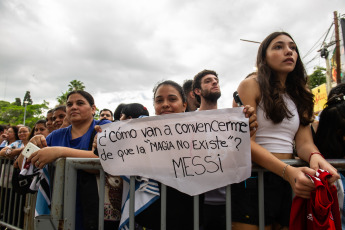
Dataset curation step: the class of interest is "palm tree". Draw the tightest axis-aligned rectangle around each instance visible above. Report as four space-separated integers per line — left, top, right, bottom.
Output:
68 80 85 92
56 91 69 105
56 80 86 105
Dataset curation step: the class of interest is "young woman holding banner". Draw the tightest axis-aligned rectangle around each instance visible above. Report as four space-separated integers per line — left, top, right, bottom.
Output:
232 31 339 230
133 80 193 230
132 80 257 230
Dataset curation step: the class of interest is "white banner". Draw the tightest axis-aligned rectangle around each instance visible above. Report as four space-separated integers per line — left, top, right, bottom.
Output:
98 108 251 196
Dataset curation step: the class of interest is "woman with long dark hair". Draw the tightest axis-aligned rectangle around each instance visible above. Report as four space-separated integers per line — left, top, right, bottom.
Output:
232 31 339 230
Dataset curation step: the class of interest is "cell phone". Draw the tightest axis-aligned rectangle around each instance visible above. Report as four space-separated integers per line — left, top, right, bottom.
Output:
233 91 244 106
22 142 40 158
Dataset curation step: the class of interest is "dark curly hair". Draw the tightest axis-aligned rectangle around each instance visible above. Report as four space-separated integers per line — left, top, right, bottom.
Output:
192 70 218 103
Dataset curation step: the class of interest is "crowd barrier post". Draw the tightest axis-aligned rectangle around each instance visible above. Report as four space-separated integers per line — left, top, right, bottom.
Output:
31 157 345 230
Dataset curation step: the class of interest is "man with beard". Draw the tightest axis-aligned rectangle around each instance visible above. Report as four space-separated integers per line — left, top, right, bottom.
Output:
193 69 257 230
193 70 221 110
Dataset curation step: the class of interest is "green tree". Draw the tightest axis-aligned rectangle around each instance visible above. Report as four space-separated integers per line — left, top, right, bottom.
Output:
94 108 100 120
56 91 69 105
0 100 49 127
68 80 85 91
12 98 21 106
308 66 327 89
23 91 33 105
57 80 86 105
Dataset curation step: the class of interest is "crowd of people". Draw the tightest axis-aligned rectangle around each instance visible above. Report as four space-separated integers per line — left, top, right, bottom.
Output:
0 31 344 230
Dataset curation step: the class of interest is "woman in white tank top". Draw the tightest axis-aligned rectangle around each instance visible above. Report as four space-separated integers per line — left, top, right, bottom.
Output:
231 32 339 230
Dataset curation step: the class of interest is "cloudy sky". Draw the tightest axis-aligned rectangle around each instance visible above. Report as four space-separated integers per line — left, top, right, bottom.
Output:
0 0 344 116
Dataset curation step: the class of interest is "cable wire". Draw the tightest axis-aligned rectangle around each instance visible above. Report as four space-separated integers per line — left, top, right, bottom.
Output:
302 23 333 59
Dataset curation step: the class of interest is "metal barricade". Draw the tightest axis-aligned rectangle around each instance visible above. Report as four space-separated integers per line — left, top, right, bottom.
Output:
0 157 37 230
34 158 345 230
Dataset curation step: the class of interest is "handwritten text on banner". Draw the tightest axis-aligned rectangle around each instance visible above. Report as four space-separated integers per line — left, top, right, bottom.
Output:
98 108 251 196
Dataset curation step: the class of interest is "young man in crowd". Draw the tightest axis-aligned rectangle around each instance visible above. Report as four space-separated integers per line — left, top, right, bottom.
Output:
193 69 257 230
182 79 200 112
99 109 114 121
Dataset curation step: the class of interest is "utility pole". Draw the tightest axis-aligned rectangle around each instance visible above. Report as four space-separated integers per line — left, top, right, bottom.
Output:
23 101 28 125
321 44 332 93
320 41 336 93
334 11 341 84
324 51 332 92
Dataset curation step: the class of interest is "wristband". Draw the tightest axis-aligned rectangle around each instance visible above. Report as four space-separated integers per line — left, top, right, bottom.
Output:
282 164 289 180
308 152 324 163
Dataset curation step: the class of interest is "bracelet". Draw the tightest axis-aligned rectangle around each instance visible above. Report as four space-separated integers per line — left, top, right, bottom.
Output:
282 164 289 180
308 152 324 163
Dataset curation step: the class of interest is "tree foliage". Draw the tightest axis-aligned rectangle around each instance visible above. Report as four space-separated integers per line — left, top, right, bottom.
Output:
0 100 49 127
23 91 33 105
68 80 85 92
57 80 86 105
13 98 21 106
308 66 327 89
56 91 69 105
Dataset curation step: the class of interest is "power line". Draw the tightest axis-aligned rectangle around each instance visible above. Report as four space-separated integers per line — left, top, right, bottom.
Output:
239 39 261 44
305 53 320 66
320 22 334 48
302 23 333 59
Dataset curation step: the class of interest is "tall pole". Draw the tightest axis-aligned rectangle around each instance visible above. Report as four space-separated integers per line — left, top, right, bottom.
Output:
325 52 332 93
23 101 28 125
334 11 341 84
320 43 333 94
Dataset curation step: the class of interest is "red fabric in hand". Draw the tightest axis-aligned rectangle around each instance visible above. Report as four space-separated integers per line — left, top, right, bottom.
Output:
289 169 341 230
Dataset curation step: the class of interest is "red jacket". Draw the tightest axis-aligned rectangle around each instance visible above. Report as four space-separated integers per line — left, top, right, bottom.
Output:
290 169 341 230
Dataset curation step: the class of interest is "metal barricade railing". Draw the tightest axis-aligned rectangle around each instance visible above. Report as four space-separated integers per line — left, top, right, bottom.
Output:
33 158 345 230
0 157 37 230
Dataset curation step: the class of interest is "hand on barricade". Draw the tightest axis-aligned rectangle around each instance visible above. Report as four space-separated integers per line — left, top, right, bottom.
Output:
285 166 316 199
27 147 61 169
309 154 340 184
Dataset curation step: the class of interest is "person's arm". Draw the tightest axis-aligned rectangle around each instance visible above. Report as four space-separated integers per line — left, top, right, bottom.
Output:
235 77 316 198
251 141 316 198
6 147 23 159
27 147 98 169
295 124 339 183
0 146 23 159
0 146 9 157
233 77 260 140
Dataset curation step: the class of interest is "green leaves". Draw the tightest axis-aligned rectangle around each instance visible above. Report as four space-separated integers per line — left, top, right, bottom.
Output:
0 100 49 127
56 80 86 105
308 66 327 89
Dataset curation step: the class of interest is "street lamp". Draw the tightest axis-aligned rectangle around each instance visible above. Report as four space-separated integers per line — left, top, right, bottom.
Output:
23 100 28 125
